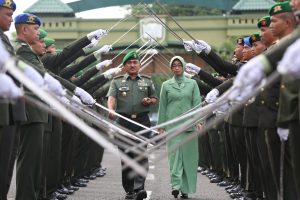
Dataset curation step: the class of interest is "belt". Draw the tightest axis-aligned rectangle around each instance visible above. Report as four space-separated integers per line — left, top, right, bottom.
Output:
119 112 149 119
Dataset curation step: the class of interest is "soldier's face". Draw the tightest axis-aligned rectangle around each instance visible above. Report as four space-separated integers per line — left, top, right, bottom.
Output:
235 45 243 60
124 59 140 76
171 59 184 76
260 26 277 46
0 7 13 31
290 0 300 13
24 24 40 45
32 39 46 56
242 45 253 61
270 15 288 39
251 41 266 56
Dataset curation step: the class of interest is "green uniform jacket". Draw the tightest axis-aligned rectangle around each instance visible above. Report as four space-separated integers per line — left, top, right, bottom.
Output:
15 39 48 124
157 76 201 193
107 74 157 114
0 30 27 125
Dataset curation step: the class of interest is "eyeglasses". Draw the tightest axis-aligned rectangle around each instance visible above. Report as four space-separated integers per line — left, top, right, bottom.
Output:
171 64 183 68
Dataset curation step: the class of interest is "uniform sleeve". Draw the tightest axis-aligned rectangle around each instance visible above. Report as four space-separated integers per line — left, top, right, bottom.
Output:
215 78 234 95
81 74 106 91
106 79 118 97
192 76 212 96
17 48 46 73
72 66 98 86
157 82 167 125
192 80 201 108
197 69 223 87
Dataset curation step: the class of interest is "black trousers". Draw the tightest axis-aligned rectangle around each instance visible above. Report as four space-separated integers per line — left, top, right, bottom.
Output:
16 123 44 200
0 125 19 200
117 114 150 193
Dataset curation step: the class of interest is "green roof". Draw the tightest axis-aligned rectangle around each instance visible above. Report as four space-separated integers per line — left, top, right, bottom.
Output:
232 0 276 11
25 0 75 16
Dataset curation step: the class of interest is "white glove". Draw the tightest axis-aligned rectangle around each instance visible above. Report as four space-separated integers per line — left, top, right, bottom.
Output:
0 40 10 72
70 95 82 107
213 102 230 116
277 38 300 78
0 73 23 99
43 73 66 97
186 63 201 74
228 85 253 103
74 87 95 105
95 60 113 71
103 67 122 79
234 56 265 87
87 29 107 41
277 128 289 141
184 71 193 78
93 45 112 60
59 96 70 105
205 89 219 103
183 40 211 54
22 65 45 87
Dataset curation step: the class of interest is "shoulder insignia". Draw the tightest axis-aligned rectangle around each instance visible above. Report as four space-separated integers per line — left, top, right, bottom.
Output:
113 75 124 79
140 74 151 79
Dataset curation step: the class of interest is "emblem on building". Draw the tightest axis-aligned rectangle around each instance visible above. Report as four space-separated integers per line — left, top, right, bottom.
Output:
140 17 166 43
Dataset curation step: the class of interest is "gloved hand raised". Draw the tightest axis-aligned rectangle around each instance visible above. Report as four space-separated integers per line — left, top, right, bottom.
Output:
277 38 300 78
43 73 66 97
0 73 23 99
87 29 107 41
95 60 113 72
70 95 82 107
183 71 193 79
205 88 219 103
74 87 95 105
277 128 289 141
186 63 201 74
183 40 211 54
93 45 112 60
103 67 122 79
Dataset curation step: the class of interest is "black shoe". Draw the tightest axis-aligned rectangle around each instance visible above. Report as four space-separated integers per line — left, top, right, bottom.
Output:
201 169 210 175
210 176 223 183
181 193 188 199
135 190 147 200
77 178 89 183
218 180 231 187
82 174 96 180
64 184 79 191
57 186 74 195
54 192 67 200
171 189 179 198
95 171 105 177
225 184 236 191
71 181 87 187
125 191 136 199
230 192 244 199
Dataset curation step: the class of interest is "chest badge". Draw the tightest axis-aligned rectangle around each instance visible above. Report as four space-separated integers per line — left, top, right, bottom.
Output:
122 92 127 97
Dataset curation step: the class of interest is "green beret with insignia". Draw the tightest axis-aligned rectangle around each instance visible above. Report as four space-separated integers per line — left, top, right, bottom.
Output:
0 0 16 11
249 33 261 45
269 1 292 16
38 28 47 39
122 50 140 65
257 16 271 28
14 13 42 26
44 38 55 47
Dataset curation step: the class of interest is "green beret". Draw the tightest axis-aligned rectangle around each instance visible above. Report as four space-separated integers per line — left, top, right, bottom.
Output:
44 37 55 47
249 33 261 45
257 16 271 28
269 1 292 16
14 13 41 26
122 50 140 65
0 0 16 11
38 28 47 39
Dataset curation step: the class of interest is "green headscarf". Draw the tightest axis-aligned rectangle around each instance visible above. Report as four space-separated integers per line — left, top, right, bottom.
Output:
170 56 186 84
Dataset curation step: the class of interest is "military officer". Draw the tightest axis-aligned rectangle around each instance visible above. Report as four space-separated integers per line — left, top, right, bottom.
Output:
0 1 27 200
107 50 158 200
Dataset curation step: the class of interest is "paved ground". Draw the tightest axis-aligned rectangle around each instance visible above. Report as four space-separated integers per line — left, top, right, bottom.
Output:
8 147 232 200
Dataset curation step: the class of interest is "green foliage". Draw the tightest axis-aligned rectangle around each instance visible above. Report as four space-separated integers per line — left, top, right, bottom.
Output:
218 36 236 61
129 3 223 17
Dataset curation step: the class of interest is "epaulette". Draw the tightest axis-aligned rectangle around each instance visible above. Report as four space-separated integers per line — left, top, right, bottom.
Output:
113 75 124 79
140 74 151 79
14 42 28 52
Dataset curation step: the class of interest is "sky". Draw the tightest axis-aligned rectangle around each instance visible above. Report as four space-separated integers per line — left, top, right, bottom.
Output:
8 0 129 36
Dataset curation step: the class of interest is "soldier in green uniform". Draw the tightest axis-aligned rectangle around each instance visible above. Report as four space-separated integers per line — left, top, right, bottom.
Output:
0 1 27 200
14 13 48 200
107 50 158 200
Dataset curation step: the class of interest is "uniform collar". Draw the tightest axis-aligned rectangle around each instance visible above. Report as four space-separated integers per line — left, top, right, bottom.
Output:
124 73 142 80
